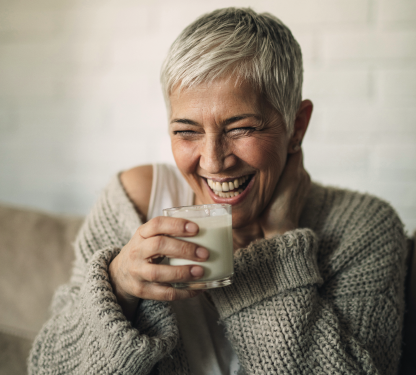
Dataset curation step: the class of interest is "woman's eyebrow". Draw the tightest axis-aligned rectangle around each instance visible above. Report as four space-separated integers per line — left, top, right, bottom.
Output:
170 118 199 125
170 114 259 126
222 114 259 126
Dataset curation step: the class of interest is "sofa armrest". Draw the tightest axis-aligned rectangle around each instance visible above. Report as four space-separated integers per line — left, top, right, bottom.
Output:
0 204 83 338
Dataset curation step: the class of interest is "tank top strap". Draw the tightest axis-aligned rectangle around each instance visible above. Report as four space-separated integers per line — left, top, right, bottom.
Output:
147 164 194 220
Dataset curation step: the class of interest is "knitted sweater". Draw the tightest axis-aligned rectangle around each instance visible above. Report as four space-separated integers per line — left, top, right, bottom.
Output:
28 176 407 375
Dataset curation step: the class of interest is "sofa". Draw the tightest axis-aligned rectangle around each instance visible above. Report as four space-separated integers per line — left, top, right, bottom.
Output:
0 204 83 374
0 203 414 374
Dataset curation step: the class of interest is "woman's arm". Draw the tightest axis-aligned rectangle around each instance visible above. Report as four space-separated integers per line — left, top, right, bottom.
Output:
28 175 181 374
209 190 407 375
29 165 212 374
30 247 181 375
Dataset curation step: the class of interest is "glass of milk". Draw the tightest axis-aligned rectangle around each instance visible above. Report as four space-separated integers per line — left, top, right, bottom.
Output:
163 204 233 290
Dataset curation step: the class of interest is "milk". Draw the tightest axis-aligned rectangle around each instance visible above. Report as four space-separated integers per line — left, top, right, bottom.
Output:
169 214 234 282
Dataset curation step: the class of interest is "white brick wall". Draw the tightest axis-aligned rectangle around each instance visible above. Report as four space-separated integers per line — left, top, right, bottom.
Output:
379 0 416 25
323 31 416 62
0 0 415 233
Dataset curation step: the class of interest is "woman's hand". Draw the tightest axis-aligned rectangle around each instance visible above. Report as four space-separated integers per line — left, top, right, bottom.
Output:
108 217 209 320
260 149 311 238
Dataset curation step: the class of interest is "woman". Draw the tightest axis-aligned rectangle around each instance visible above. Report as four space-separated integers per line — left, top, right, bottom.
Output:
29 8 407 375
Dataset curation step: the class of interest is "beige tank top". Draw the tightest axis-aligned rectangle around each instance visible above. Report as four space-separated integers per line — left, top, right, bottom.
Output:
147 164 239 375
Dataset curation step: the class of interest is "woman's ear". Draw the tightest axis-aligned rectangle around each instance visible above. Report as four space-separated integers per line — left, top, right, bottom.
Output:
288 100 313 154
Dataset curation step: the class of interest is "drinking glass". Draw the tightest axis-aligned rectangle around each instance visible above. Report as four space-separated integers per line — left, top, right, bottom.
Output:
163 204 233 290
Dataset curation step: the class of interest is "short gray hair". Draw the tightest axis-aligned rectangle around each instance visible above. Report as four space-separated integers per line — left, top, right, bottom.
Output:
160 7 303 134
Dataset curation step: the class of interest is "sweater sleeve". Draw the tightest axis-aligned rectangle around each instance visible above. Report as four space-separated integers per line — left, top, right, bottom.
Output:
209 193 407 375
28 177 179 375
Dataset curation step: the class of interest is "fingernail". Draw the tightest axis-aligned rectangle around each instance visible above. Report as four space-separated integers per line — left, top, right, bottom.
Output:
196 247 209 259
185 222 198 233
190 266 204 277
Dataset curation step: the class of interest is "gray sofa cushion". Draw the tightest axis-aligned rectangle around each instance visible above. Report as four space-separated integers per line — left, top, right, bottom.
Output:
0 204 83 374
0 332 32 374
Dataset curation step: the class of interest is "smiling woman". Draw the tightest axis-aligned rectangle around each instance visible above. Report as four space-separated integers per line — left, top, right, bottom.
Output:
28 7 407 375
168 78 311 233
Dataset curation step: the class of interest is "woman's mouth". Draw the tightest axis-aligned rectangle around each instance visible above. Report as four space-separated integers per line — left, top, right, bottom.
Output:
206 175 253 198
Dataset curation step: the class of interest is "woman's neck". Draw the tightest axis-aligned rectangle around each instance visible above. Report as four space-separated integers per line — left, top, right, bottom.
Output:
232 222 264 250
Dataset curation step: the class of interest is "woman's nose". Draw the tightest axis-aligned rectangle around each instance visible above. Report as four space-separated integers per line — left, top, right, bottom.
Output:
199 137 235 173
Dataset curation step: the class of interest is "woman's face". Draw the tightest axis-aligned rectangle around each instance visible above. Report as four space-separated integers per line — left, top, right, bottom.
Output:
169 78 290 229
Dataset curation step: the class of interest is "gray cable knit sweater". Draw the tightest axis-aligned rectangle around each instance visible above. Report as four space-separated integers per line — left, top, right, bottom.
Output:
28 176 407 375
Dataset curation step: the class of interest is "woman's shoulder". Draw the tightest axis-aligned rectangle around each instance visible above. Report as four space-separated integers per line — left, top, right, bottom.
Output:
120 164 153 220
306 183 407 283
305 182 406 250
318 183 401 224
71 167 151 263
119 164 191 221
302 182 405 244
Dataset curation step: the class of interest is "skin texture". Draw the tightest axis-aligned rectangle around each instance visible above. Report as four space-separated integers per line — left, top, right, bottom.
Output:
109 78 313 320
120 165 153 222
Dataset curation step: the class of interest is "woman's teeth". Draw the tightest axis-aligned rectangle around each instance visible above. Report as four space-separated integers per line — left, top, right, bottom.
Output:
207 176 249 198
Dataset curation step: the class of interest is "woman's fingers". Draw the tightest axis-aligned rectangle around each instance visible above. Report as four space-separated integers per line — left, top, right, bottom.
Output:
138 263 204 284
140 236 209 262
110 216 209 305
137 282 203 301
139 216 199 239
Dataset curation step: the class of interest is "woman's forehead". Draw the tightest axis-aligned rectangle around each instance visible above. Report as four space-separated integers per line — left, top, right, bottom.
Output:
169 78 265 119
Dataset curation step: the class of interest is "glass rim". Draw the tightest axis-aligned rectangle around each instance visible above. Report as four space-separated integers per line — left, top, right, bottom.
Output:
163 203 231 213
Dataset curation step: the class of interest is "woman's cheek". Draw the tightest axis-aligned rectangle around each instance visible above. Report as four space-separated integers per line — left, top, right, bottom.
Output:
171 140 199 173
235 136 283 169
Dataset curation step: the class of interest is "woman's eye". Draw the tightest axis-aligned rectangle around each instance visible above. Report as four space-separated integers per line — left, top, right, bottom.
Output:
173 130 197 136
228 127 255 136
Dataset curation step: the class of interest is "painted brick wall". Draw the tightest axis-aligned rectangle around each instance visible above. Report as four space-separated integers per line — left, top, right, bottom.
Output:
1 0 415 232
